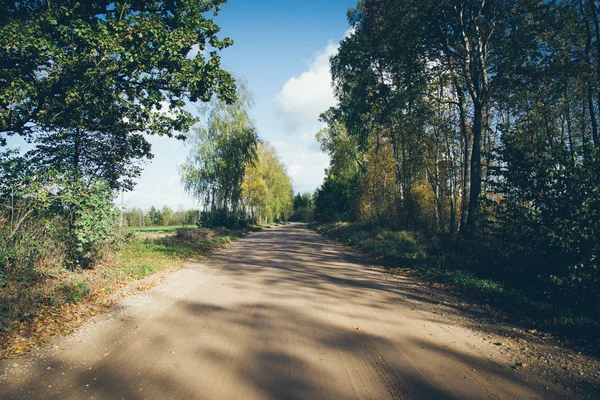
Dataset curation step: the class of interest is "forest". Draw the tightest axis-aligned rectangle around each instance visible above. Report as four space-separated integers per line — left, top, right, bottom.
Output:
312 0 600 331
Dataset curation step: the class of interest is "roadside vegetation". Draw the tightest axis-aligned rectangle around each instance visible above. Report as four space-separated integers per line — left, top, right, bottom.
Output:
0 224 256 359
311 0 600 348
2 0 599 364
290 193 315 223
128 225 197 234
1 1 296 359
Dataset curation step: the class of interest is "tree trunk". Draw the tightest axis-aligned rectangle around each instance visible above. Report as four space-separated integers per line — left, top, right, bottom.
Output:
589 0 600 150
465 102 483 236
389 128 403 197
456 84 471 235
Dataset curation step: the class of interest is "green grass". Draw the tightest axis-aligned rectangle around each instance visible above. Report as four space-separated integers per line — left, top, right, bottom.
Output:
315 222 427 264
127 225 197 234
116 227 252 279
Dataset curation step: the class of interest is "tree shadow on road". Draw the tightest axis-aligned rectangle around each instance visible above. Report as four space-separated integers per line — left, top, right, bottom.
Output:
1 224 591 399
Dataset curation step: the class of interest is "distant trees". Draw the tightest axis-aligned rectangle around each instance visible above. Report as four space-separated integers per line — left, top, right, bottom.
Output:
181 83 258 227
123 207 198 227
290 193 314 222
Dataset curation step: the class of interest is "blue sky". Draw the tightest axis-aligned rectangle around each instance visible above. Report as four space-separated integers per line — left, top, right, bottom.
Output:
121 0 356 210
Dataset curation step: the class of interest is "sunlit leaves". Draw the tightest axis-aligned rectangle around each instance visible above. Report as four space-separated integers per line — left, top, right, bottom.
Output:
1 0 235 190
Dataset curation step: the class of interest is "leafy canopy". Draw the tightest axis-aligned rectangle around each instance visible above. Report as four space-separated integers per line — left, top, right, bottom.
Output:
1 0 236 189
181 82 258 215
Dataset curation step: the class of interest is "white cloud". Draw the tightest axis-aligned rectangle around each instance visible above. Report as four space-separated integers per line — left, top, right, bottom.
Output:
166 175 180 188
271 31 356 193
272 126 329 195
274 42 339 131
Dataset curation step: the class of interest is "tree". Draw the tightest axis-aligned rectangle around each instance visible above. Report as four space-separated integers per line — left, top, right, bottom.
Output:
331 0 432 227
293 193 312 210
314 115 363 223
241 156 268 223
147 206 162 226
161 206 174 226
1 0 236 190
241 141 293 223
181 82 258 225
290 193 314 222
328 0 546 235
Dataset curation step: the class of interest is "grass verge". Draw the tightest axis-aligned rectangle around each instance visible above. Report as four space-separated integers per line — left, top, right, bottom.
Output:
0 226 258 359
312 222 599 348
126 225 197 234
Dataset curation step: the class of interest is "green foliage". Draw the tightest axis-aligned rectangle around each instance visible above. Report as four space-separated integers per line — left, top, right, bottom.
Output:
130 225 197 233
313 176 360 223
0 262 5 286
181 82 293 227
59 181 118 269
1 0 236 190
181 82 258 221
315 222 427 262
294 207 313 222
313 0 600 332
314 222 599 336
1 150 118 274
293 193 313 210
64 281 91 304
242 141 293 224
493 133 600 308
198 209 250 229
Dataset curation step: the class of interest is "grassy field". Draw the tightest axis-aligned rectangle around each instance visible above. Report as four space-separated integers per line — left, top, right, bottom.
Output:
0 226 258 358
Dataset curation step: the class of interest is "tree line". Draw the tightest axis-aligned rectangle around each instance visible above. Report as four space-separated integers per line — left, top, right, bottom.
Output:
314 0 600 309
123 207 199 228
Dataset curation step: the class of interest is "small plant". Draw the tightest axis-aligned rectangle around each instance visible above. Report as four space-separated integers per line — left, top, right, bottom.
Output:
64 281 91 304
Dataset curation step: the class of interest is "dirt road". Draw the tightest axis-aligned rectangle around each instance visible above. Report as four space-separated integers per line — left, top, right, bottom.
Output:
1 224 567 399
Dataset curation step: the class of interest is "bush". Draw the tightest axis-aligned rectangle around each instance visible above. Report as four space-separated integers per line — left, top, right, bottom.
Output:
64 281 91 304
495 138 600 311
1 171 119 279
176 228 211 241
290 206 314 222
58 181 119 269
198 209 250 229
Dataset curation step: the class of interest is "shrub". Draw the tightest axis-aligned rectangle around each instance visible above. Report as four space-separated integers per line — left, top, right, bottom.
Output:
290 206 314 222
198 209 250 228
58 181 119 269
64 281 91 304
